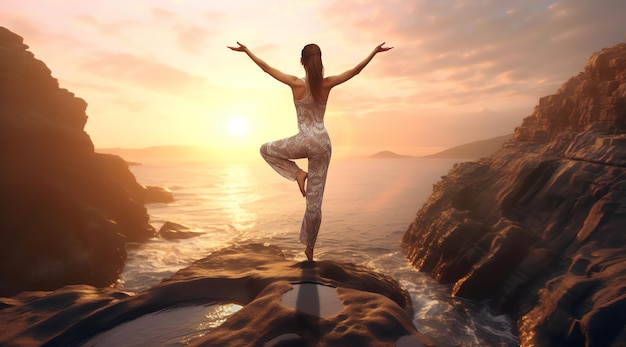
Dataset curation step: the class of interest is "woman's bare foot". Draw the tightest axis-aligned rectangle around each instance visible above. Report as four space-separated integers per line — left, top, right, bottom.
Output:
305 246 314 261
296 169 308 197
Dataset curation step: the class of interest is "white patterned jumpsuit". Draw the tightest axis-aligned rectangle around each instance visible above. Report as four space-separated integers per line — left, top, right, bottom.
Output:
260 78 331 248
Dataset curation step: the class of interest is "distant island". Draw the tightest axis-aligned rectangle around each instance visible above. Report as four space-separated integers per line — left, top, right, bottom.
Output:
422 134 513 159
369 150 413 159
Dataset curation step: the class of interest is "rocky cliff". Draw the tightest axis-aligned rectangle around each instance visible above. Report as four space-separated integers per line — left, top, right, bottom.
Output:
0 27 165 296
402 43 626 346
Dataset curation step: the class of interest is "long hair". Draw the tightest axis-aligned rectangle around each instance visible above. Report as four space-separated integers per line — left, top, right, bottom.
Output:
301 44 324 103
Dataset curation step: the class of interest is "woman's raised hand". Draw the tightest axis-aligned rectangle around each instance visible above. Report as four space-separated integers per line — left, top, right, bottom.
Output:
375 42 393 53
227 41 248 52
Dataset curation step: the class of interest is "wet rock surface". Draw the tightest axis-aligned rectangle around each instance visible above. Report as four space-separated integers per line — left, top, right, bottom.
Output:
0 244 433 347
158 221 202 239
402 43 626 346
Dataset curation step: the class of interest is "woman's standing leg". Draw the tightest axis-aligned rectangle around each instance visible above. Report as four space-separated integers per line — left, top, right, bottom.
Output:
300 147 331 260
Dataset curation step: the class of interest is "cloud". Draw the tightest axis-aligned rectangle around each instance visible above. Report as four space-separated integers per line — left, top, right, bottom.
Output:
151 7 177 21
324 0 626 96
81 52 208 93
149 7 219 54
0 13 61 46
0 13 37 39
74 14 141 39
175 25 210 54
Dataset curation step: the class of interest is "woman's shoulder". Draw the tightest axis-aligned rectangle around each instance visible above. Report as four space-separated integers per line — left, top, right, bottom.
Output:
322 76 340 89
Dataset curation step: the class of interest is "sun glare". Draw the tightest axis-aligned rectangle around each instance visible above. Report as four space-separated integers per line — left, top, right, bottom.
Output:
227 116 250 136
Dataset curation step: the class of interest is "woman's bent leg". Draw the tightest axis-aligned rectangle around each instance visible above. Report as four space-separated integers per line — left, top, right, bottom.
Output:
260 134 307 181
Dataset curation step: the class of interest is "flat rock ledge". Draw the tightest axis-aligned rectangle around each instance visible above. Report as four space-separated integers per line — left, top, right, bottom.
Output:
0 243 434 347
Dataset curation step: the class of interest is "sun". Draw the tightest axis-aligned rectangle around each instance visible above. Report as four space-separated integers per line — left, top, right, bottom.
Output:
227 116 250 136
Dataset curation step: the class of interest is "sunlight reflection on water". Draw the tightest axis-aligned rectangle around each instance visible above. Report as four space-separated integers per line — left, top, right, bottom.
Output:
215 163 260 232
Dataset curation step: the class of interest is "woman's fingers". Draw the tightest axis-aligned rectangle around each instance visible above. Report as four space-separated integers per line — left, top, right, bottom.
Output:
227 42 247 52
376 42 393 52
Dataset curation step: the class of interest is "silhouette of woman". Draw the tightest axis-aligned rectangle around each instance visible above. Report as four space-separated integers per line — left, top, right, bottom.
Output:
228 42 392 261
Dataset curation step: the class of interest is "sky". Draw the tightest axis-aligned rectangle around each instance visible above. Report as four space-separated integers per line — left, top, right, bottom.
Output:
2 0 626 158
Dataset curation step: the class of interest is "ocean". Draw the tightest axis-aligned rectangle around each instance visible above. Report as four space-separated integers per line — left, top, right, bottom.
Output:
114 156 519 347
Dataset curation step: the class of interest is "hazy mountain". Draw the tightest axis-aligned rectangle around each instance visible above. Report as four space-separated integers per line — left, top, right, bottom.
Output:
369 150 413 159
97 145 213 159
423 134 513 159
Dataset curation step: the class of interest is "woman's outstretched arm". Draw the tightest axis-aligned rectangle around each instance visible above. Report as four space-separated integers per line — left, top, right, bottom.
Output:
324 42 393 89
227 42 301 87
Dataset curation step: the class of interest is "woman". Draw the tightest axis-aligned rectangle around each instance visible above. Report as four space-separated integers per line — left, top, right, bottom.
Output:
228 41 392 261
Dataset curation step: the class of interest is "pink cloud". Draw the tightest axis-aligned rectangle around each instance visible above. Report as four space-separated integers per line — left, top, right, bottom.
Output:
151 7 177 21
81 52 208 93
0 13 46 45
175 25 210 54
323 0 626 89
74 14 141 38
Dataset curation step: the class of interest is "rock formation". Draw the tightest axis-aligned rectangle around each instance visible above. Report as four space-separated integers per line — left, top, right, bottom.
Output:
0 27 162 296
0 244 434 347
402 43 626 346
158 221 202 239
